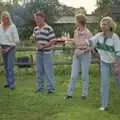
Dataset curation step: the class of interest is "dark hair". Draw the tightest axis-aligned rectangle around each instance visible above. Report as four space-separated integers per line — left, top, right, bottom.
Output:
34 11 46 19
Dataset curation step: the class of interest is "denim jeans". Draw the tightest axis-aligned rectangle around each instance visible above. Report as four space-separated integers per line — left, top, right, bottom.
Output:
2 47 16 88
67 53 91 96
36 51 55 91
100 61 120 108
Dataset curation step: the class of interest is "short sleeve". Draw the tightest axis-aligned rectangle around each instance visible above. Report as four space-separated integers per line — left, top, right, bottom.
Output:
47 28 56 41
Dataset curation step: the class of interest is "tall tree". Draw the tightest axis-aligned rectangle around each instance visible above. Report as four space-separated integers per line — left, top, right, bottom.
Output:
94 0 113 18
26 0 61 24
75 7 87 15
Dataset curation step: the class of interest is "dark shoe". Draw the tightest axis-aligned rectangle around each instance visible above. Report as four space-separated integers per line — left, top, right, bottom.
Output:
4 85 9 88
10 87 15 90
34 89 43 93
81 96 87 100
48 91 53 95
64 96 72 99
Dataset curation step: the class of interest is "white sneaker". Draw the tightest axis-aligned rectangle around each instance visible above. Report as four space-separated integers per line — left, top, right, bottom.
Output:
99 107 105 111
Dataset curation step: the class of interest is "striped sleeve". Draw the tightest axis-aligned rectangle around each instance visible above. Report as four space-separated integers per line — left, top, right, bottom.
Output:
47 28 56 41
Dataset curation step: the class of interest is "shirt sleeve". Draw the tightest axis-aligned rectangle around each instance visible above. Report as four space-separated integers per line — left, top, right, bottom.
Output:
88 33 100 48
114 34 120 57
47 28 56 41
11 24 20 44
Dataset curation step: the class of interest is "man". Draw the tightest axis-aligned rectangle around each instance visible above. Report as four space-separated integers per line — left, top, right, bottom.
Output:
33 11 56 94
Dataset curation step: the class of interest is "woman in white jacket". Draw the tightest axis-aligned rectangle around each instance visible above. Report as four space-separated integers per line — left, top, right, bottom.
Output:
0 11 19 90
89 16 120 111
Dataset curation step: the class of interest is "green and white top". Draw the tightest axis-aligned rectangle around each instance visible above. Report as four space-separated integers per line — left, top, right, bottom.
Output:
89 32 120 63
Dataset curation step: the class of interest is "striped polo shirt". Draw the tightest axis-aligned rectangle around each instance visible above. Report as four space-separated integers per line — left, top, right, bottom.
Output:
33 24 55 51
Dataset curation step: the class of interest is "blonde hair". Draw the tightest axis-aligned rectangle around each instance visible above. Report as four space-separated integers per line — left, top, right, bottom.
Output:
1 11 13 25
75 14 87 26
100 16 116 31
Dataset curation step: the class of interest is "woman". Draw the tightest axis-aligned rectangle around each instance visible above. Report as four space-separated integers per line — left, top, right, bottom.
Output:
0 11 19 89
89 16 120 111
65 14 92 99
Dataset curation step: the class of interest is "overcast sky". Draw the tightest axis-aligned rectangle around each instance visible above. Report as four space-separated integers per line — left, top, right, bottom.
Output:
59 0 97 14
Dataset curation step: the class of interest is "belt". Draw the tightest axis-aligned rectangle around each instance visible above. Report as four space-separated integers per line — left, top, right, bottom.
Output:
37 49 51 52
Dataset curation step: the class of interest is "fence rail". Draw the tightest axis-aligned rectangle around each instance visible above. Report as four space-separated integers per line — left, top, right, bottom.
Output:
0 46 100 66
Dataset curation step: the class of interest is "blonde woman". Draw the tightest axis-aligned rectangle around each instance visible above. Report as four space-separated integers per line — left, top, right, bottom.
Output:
0 11 19 89
65 14 92 99
89 17 120 111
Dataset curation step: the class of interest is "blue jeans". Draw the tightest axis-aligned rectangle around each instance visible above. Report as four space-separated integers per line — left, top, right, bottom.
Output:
36 51 55 91
100 61 120 108
2 47 16 88
67 53 91 96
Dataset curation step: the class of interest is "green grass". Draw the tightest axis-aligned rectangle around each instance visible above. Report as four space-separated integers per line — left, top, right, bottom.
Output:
0 64 120 120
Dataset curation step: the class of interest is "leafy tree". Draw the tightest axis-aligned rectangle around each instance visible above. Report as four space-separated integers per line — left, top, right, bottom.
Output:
75 7 87 15
94 0 120 18
26 0 61 24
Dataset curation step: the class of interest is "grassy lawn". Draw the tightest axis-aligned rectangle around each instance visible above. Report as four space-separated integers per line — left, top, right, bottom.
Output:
0 64 120 120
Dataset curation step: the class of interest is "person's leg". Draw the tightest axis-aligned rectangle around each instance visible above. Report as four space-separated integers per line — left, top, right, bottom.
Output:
43 53 55 92
6 48 16 88
2 53 9 87
100 61 110 109
36 52 45 91
81 54 91 97
67 55 80 96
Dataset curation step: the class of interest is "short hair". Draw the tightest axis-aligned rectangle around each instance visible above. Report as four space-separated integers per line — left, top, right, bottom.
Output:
1 11 13 25
76 14 87 26
100 16 116 31
34 10 46 19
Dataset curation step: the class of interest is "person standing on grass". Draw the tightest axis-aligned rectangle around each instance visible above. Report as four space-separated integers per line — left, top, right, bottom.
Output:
0 11 19 90
33 11 56 94
89 16 120 111
64 14 92 99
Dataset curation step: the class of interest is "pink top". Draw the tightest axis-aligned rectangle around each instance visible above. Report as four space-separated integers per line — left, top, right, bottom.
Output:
74 27 92 49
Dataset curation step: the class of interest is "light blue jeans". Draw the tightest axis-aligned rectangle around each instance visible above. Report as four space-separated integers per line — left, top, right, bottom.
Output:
67 53 91 96
100 61 120 108
36 51 55 91
2 47 16 88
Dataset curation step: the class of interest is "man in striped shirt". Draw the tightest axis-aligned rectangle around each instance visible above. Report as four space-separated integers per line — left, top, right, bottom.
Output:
33 11 56 94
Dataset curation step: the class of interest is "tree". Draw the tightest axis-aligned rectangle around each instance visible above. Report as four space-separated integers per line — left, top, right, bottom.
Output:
94 0 113 18
75 7 87 15
59 5 75 16
26 0 61 24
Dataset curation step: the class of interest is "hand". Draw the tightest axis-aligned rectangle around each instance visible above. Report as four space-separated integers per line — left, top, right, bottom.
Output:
84 47 94 53
2 47 10 54
37 43 46 50
113 62 120 75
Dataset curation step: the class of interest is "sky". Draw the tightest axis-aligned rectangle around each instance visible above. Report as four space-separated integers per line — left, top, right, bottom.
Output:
59 0 97 14
2 0 97 14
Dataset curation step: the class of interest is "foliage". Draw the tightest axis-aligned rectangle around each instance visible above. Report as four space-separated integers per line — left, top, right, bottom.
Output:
52 23 98 38
26 0 61 24
94 0 120 19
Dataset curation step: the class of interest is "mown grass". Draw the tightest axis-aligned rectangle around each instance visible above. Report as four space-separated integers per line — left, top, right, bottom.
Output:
0 64 120 120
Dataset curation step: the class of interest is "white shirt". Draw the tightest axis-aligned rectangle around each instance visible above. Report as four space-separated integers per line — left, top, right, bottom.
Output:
90 32 120 63
0 24 19 46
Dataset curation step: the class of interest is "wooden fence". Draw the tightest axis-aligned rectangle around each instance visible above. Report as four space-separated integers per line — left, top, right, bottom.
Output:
0 46 100 67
